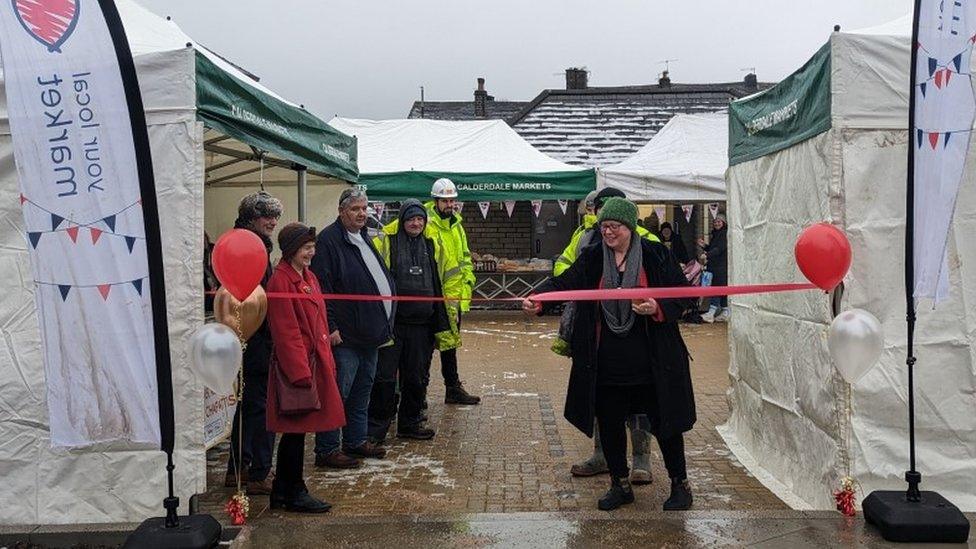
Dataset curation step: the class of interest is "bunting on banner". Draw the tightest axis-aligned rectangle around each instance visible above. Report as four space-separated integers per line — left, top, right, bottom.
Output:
0 0 171 448
682 205 694 223
504 200 516 217
455 201 464 213
531 200 542 217
371 202 385 219
708 203 720 219
557 199 568 214
478 201 491 219
911 1 976 301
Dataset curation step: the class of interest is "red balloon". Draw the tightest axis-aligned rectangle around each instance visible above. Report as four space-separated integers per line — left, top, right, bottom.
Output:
212 229 268 301
794 223 852 291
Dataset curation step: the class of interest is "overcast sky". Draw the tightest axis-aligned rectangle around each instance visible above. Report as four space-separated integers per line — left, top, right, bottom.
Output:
139 1 909 121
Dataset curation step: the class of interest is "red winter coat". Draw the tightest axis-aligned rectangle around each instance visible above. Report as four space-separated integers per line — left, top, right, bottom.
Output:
266 261 345 433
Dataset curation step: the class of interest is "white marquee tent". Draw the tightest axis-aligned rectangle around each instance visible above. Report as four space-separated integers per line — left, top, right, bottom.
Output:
598 113 728 203
720 16 976 511
0 0 355 525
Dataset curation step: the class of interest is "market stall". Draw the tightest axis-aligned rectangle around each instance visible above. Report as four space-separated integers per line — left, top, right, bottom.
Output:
0 0 357 526
328 118 596 306
721 14 976 511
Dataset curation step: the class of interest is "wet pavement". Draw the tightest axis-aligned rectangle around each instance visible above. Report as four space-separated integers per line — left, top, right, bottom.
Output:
196 312 975 546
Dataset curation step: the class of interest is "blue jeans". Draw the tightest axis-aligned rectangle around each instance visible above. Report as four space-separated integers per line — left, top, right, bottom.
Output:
315 345 378 455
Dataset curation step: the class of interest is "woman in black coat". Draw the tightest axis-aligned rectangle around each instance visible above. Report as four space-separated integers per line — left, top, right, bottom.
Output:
524 198 696 512
698 214 728 322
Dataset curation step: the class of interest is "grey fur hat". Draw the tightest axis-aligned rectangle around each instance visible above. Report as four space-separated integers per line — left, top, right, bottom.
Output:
237 191 283 222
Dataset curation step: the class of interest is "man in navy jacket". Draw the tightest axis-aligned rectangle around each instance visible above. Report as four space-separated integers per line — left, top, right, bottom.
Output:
312 188 395 469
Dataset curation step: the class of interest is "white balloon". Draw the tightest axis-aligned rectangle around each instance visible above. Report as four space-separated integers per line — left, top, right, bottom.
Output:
189 323 242 394
828 309 884 384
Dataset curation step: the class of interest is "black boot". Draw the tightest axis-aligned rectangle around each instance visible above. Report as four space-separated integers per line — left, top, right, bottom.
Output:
271 481 332 514
663 478 693 511
445 382 481 405
597 477 635 511
397 424 436 440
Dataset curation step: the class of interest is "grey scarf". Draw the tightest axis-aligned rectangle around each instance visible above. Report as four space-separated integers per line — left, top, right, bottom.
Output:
601 236 642 335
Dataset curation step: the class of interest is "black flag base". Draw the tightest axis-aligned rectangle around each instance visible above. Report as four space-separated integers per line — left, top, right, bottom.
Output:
123 498 221 549
863 488 970 543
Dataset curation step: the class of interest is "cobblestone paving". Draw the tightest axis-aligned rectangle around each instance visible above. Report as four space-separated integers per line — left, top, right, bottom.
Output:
201 312 787 520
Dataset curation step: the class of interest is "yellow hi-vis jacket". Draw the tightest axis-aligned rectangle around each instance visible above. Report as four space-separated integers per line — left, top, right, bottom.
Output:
553 214 660 276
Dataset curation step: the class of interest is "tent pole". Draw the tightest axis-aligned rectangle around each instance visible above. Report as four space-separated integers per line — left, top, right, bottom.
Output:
297 166 308 223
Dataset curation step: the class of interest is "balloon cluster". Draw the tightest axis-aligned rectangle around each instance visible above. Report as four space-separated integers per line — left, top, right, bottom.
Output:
794 223 883 384
189 229 270 393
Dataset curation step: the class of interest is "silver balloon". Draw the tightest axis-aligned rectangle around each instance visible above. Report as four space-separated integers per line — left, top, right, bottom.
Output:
189 323 242 394
828 309 884 384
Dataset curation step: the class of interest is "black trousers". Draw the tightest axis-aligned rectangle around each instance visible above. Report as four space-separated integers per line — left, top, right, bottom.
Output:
595 384 687 481
272 433 306 497
368 322 434 440
440 315 461 386
227 365 276 481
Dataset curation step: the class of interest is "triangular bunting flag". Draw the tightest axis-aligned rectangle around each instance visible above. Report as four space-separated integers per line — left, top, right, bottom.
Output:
928 57 938 77
58 285 71 301
530 200 542 217
653 206 666 224
51 213 65 231
557 200 568 215
920 82 927 97
478 201 491 219
504 201 516 218
917 128 925 148
90 227 103 245
945 69 952 85
66 226 79 243
371 202 385 219
953 53 963 73
27 232 42 249
944 131 952 148
935 69 944 89
929 132 940 149
125 236 137 253
682 205 693 223
103 215 116 232
19 193 27 205
97 284 111 300
131 279 144 295
455 201 464 213
708 203 720 219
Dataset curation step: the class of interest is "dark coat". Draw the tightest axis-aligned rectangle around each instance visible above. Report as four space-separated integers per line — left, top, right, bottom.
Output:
266 262 346 433
704 226 728 286
234 221 274 377
311 219 395 348
388 234 451 332
534 238 697 439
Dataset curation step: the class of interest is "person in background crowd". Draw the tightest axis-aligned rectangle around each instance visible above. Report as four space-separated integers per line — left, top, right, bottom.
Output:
549 190 599 357
312 188 395 469
426 178 481 406
523 197 696 512
225 191 281 495
203 232 217 313
265 223 345 513
564 187 658 487
658 222 689 265
698 213 729 323
368 199 450 442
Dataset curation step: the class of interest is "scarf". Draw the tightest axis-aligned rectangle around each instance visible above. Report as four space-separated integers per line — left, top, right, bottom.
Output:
601 235 642 336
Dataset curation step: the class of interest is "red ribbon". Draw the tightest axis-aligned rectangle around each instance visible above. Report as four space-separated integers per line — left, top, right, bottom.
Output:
254 283 818 302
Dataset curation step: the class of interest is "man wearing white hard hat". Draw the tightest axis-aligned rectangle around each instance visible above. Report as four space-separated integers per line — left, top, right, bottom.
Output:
424 178 481 405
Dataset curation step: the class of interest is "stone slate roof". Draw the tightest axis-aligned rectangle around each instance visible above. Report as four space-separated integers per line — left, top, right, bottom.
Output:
510 81 771 167
407 100 528 121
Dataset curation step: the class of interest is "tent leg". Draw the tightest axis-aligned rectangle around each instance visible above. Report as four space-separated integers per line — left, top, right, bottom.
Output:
297 167 307 223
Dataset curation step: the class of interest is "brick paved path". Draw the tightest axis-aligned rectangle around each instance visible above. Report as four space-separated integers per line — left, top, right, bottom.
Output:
201 312 786 519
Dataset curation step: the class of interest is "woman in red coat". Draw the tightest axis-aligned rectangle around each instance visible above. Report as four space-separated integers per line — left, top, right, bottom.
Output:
266 222 345 512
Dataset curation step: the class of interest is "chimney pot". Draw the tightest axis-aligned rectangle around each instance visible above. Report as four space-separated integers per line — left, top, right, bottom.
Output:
565 67 588 90
474 77 489 117
743 72 758 91
658 70 671 87
477 77 485 91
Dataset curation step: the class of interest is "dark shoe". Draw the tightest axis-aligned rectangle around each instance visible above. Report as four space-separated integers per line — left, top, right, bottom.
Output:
344 441 387 459
663 478 693 511
598 478 635 511
270 491 332 513
397 425 436 440
314 451 362 469
445 383 481 405
246 475 274 496
570 458 610 477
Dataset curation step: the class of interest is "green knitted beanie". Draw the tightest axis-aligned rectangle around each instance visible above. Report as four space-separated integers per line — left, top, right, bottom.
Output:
597 197 638 232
